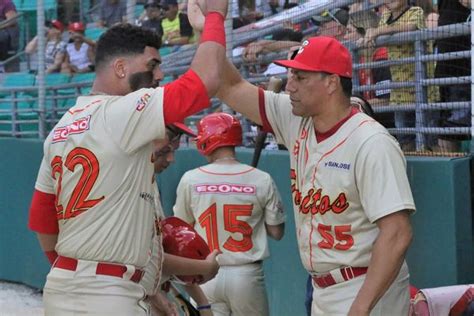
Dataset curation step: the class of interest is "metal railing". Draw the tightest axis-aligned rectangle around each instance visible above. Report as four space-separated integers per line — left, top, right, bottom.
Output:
0 1 472 155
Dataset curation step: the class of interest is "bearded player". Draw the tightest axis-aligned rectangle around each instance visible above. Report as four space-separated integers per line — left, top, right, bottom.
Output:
173 112 286 316
27 0 228 312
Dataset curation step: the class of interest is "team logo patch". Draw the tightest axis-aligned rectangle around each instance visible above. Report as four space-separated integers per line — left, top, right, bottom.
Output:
136 93 151 111
52 115 91 143
297 40 309 55
324 161 351 171
194 183 256 195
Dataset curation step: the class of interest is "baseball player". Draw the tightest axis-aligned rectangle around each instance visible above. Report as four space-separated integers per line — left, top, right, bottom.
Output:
187 5 414 313
27 1 229 313
173 112 286 316
143 123 212 316
212 35 416 315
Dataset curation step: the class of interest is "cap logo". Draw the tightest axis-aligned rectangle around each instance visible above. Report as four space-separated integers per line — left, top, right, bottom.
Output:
297 40 309 55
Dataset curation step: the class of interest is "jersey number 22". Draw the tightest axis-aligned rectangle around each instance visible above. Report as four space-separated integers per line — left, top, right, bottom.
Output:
51 147 104 220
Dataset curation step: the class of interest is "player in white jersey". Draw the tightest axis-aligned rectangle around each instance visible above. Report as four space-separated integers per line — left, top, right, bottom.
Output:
187 6 414 313
27 2 229 313
143 123 212 316
173 112 286 316
212 35 416 315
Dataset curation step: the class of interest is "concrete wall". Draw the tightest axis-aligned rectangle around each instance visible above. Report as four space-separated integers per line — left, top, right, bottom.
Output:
1 139 473 315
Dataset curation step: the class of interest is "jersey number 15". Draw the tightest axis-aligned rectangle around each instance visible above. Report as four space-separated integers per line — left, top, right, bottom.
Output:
198 203 254 253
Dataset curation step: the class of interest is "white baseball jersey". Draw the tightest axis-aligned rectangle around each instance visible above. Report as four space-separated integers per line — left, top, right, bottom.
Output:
139 190 166 296
261 90 415 273
173 162 285 266
35 88 166 268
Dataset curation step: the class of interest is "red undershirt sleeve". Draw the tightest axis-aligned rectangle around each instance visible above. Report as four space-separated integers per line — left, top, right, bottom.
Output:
162 69 211 124
28 189 59 234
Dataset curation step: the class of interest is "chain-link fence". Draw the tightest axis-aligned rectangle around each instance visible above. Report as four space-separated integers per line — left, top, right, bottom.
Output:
0 0 472 156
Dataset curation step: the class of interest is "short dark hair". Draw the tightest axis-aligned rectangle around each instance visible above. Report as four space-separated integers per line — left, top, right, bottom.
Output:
95 23 162 70
340 77 352 98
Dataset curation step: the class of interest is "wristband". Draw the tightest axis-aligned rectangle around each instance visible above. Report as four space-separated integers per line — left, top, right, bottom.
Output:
45 250 58 265
200 12 226 47
196 304 211 310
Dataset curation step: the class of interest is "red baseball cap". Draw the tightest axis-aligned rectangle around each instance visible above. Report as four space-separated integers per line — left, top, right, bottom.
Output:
68 22 85 33
46 20 65 32
274 36 352 78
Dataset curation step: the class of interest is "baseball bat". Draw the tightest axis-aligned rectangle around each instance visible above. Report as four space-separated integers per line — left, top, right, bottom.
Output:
251 76 283 168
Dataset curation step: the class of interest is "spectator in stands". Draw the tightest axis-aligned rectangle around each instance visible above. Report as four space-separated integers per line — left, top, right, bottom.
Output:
231 0 264 29
160 0 194 46
140 0 164 38
97 0 126 28
0 0 19 72
311 7 349 39
242 7 349 63
361 0 439 151
62 22 96 74
345 11 394 128
436 0 471 152
411 0 439 29
25 20 67 74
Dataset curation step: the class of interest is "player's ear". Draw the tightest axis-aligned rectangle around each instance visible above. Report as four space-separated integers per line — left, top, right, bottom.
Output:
112 58 127 79
325 74 339 95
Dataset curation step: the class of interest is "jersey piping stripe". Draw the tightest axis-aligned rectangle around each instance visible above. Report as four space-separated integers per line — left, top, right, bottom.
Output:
308 119 373 271
197 167 255 176
67 99 102 115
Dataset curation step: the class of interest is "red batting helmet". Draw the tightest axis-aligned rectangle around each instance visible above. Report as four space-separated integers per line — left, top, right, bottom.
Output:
161 216 210 284
195 113 242 156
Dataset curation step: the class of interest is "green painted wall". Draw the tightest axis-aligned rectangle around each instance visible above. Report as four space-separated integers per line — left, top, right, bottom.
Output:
0 140 473 316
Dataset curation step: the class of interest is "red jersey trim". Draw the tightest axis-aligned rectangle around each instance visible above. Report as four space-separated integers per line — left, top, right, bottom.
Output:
197 166 255 176
258 88 274 133
315 107 359 143
28 189 59 234
163 69 210 124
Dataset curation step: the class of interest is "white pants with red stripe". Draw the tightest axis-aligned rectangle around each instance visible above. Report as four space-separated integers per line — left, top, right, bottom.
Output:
311 261 410 316
43 263 150 316
200 262 269 316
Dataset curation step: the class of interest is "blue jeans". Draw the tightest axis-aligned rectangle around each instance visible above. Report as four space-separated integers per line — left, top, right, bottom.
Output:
305 275 313 316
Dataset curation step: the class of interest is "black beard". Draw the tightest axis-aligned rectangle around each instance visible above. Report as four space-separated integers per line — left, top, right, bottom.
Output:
129 71 158 91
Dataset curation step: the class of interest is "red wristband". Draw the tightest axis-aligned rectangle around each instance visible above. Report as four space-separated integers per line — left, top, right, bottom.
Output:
200 12 226 47
45 250 58 265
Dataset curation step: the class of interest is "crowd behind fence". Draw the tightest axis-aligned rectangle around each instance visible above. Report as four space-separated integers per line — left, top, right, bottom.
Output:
0 0 472 156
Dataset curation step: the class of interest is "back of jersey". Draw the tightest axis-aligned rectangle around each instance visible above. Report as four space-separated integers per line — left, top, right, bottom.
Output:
173 162 285 266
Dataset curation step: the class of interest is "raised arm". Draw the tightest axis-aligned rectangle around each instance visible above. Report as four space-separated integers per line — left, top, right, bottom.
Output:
188 0 228 98
216 59 262 124
188 0 262 125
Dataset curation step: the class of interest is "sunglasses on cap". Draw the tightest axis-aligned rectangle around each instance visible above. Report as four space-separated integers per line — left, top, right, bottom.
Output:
313 10 344 27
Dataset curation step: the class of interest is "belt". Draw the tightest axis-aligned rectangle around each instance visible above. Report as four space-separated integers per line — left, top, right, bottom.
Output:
312 266 368 288
53 256 144 283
